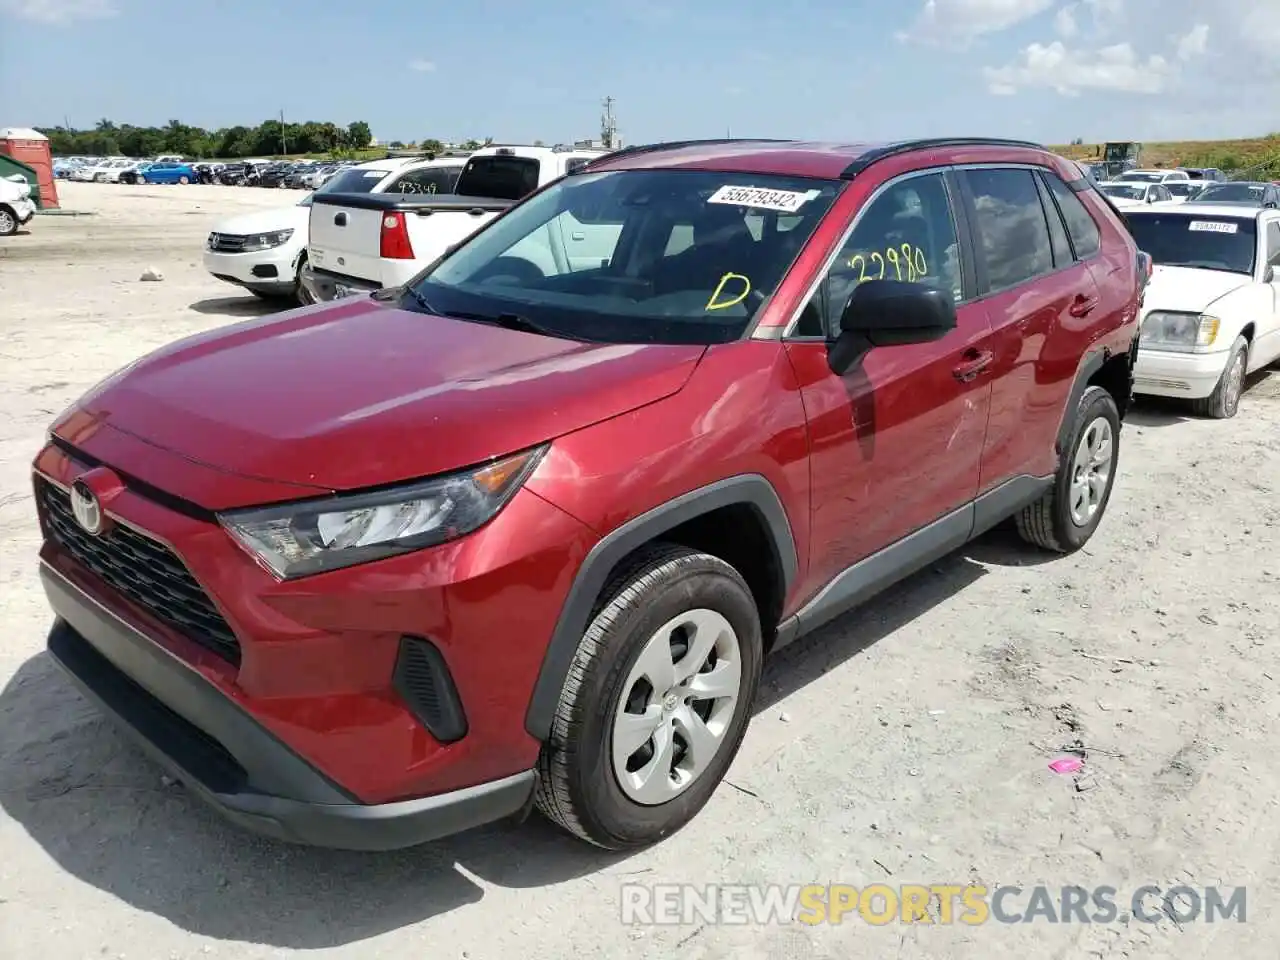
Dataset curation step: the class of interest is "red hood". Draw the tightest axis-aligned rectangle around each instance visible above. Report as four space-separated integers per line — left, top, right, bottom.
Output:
57 297 704 496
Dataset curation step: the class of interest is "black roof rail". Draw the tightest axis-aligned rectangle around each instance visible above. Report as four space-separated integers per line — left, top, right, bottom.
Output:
840 137 1047 178
577 138 796 172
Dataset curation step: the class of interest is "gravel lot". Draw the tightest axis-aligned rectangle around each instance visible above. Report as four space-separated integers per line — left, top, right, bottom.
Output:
2 182 1280 959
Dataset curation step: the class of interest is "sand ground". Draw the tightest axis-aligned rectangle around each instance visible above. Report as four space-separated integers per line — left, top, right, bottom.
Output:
2 181 1279 959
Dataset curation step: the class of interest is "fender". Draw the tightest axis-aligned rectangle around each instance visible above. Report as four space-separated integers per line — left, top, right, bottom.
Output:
522 474 799 740
1055 348 1108 456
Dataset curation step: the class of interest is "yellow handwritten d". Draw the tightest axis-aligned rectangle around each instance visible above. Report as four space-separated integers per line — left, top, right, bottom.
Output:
705 272 751 311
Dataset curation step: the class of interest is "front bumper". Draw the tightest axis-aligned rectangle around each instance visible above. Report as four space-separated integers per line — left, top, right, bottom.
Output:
1133 347 1228 399
43 564 535 850
203 246 301 294
299 264 380 302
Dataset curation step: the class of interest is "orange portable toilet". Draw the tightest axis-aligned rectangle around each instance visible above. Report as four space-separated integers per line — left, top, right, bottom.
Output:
0 127 59 209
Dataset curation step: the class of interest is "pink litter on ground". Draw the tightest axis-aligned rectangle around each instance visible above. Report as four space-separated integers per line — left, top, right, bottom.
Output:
1049 756 1084 774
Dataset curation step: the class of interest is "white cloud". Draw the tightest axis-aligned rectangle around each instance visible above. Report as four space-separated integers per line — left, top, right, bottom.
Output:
1175 23 1208 60
898 0 1054 45
983 40 1172 95
407 59 436 72
1082 0 1124 29
0 0 116 22
1054 4 1078 37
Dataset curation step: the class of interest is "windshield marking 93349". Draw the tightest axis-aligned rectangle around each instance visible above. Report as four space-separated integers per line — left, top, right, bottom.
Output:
399 169 843 345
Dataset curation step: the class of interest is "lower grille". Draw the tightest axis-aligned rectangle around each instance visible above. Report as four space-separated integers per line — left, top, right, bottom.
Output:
38 478 242 666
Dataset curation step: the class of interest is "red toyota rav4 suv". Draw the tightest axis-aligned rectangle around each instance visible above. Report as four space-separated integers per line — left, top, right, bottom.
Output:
34 138 1142 851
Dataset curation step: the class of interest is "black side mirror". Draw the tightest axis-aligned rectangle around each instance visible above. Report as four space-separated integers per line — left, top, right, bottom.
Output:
828 279 957 375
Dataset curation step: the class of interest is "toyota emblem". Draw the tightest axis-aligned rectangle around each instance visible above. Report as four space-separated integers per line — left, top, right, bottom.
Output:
70 479 105 536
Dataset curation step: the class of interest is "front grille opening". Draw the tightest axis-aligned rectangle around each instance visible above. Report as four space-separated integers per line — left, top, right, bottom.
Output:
393 637 468 743
37 477 242 666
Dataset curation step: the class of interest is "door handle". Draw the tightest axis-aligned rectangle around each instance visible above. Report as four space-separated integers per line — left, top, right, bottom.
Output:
1068 293 1098 317
334 212 347 226
952 349 994 382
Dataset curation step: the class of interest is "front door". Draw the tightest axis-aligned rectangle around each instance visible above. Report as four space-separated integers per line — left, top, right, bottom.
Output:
783 169 993 606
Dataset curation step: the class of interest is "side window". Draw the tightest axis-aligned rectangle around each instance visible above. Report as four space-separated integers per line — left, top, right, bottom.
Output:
822 173 963 327
1266 222 1280 268
1043 172 1102 259
387 167 457 195
565 158 592 175
964 168 1055 292
1035 173 1073 268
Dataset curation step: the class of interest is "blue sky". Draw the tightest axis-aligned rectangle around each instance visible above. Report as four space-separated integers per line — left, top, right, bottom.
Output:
2 0 1277 146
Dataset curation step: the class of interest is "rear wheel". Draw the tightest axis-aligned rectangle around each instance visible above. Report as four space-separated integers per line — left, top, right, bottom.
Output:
0 205 17 236
1190 335 1247 419
535 544 763 849
1016 385 1120 553
178 175 190 185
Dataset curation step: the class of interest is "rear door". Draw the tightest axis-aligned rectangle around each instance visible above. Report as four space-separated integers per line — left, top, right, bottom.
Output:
783 168 993 595
957 165 1103 487
307 166 398 282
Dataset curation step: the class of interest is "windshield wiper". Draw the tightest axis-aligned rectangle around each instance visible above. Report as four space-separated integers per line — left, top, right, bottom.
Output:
399 284 440 314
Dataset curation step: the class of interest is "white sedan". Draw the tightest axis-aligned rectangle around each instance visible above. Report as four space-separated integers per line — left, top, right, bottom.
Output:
1126 202 1280 417
203 195 312 303
1098 181 1173 208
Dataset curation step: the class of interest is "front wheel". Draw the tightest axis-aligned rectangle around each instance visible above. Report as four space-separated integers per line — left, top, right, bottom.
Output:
178 175 190 185
1016 385 1120 553
1190 335 1248 419
535 543 763 850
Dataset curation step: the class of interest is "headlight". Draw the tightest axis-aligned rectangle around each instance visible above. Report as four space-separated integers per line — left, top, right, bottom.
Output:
240 229 295 251
218 445 548 579
1139 311 1220 352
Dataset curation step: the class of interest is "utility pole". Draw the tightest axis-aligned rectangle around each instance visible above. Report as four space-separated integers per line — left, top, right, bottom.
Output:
280 109 288 157
601 96 619 149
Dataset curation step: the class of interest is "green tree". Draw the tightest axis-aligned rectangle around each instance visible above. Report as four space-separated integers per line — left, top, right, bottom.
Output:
346 121 373 149
421 138 444 154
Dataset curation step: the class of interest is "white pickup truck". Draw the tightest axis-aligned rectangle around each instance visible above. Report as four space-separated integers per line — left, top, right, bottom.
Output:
301 144 607 302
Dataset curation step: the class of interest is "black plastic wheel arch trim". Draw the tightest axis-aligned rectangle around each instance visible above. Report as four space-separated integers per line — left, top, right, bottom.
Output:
522 474 798 740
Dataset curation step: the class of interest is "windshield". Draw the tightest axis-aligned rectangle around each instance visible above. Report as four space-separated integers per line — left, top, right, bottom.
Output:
1126 213 1257 275
409 169 842 345
317 167 389 193
1196 183 1268 203
1101 184 1146 201
456 155 541 200
1117 172 1161 183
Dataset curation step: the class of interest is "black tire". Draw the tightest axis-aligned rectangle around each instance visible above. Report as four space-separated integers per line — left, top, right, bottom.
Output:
294 254 312 305
535 543 763 849
1016 385 1120 553
0 204 17 237
1190 335 1248 419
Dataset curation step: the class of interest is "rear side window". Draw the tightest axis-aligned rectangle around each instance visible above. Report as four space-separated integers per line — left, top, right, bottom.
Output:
319 168 391 194
456 156 541 200
963 168 1054 292
1043 173 1102 259
387 166 461 195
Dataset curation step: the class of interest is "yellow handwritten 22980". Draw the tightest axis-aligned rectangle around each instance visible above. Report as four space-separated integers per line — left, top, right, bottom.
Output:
848 245 927 284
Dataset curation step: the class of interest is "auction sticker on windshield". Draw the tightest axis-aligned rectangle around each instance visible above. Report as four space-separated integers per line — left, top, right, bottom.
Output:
1188 220 1239 233
708 185 820 213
